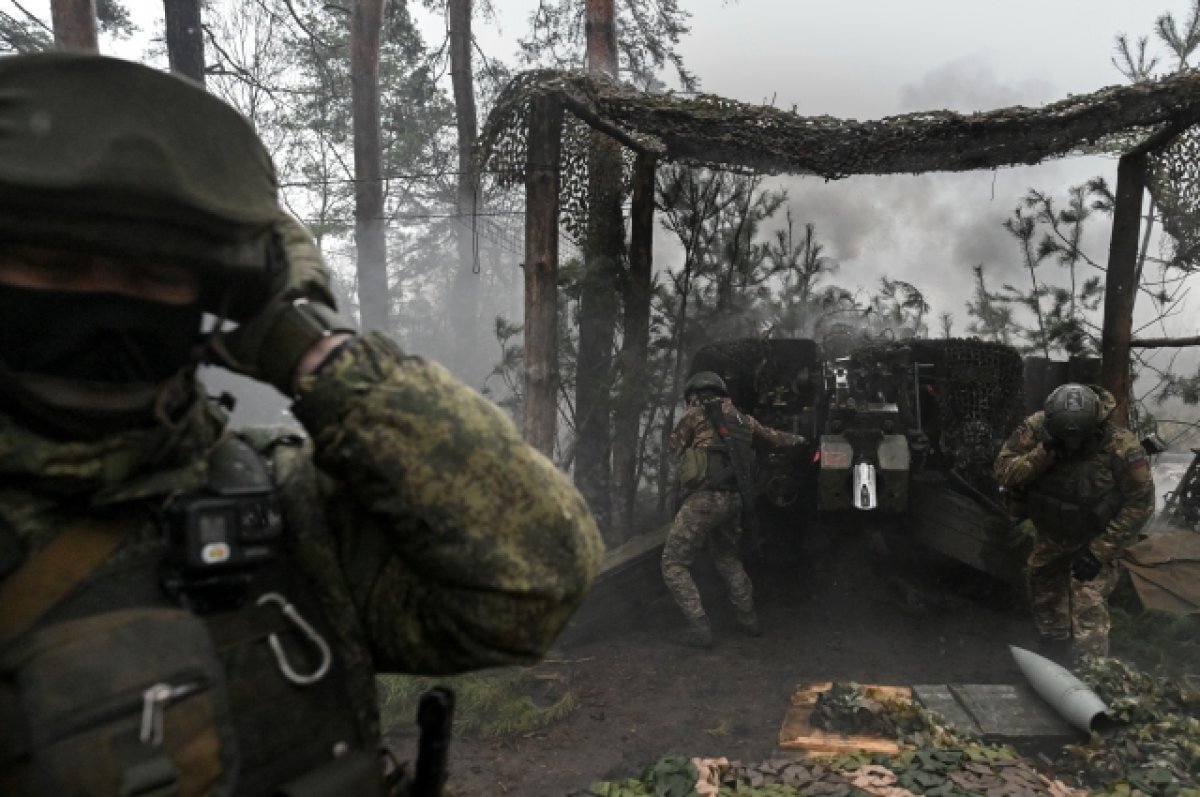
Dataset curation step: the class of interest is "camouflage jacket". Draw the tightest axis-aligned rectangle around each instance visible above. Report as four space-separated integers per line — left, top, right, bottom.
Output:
0 333 603 737
994 399 1153 563
670 397 802 453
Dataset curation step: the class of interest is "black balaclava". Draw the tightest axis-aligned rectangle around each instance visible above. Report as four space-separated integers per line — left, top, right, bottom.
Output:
0 283 202 440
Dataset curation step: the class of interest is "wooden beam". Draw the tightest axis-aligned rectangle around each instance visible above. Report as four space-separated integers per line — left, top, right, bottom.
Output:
523 94 563 456
559 94 653 156
1100 152 1146 428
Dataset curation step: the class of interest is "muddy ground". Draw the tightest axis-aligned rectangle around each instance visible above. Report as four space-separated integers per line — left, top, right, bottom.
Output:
389 527 1050 797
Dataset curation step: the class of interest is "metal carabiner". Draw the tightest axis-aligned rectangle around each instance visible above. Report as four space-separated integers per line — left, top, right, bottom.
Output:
256 592 333 686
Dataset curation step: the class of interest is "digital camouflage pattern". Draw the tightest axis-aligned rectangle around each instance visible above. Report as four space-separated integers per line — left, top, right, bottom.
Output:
662 398 801 628
0 333 604 740
291 333 604 674
994 389 1153 655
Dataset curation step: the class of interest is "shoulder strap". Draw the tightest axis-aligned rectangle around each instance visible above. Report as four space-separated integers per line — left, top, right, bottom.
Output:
0 518 125 646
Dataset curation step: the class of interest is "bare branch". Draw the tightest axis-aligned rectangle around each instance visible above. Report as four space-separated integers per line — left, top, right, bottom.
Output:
1132 334 1200 348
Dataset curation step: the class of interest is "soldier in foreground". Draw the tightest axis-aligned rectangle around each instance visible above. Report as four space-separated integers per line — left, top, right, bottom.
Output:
0 53 602 795
995 383 1153 659
662 372 805 648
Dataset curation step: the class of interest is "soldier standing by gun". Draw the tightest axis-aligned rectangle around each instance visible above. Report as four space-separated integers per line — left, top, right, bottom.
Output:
662 372 806 648
995 383 1154 660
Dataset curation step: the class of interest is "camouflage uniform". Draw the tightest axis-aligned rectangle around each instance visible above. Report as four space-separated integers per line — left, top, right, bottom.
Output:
0 53 603 794
994 389 1154 656
661 398 800 629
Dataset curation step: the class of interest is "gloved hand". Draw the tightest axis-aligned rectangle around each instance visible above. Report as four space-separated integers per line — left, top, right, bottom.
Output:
208 214 356 395
1037 424 1061 454
1071 547 1103 582
1005 518 1037 550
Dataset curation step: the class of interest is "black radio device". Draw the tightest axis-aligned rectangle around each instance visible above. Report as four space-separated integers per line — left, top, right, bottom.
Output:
159 436 286 612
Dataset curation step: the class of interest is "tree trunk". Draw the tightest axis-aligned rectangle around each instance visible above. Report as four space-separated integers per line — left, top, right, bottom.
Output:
584 0 617 73
657 284 691 513
610 153 656 543
163 0 204 83
575 0 621 536
523 95 563 456
448 0 480 357
51 0 97 50
1100 153 1146 428
576 133 622 536
351 0 389 333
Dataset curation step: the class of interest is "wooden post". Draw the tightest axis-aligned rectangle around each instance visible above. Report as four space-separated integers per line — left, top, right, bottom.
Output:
1100 152 1146 428
51 0 98 51
524 94 563 456
610 152 657 542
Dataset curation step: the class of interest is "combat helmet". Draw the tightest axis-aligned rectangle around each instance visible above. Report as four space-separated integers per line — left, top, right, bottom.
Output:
0 54 292 439
1043 383 1103 451
684 371 728 399
0 52 283 319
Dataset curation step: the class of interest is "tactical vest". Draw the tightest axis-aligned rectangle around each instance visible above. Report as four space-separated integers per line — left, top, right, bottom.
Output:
0 436 380 797
1024 429 1124 545
677 403 755 494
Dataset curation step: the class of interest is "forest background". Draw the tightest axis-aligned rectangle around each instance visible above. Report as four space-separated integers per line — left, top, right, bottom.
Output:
4 0 1200 544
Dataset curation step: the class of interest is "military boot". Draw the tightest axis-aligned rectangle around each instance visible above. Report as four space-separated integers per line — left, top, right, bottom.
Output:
736 609 762 637
1037 635 1073 667
680 615 713 648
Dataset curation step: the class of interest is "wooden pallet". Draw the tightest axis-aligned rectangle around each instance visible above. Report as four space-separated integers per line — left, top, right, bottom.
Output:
778 682 912 754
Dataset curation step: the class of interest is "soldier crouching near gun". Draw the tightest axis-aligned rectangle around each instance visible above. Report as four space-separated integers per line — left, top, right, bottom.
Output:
994 383 1153 662
0 54 602 796
662 372 805 648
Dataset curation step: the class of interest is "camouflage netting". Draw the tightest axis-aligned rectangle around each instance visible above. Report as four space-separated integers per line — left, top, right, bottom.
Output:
849 339 1025 484
478 68 1200 245
1148 126 1200 271
575 661 1200 797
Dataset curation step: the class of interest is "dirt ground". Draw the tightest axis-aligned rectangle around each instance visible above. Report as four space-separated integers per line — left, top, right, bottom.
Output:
390 527 1049 797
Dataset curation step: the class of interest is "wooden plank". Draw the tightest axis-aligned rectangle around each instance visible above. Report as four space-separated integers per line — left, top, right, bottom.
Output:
558 526 669 645
778 682 911 754
910 684 980 735
948 684 1077 740
907 474 1021 584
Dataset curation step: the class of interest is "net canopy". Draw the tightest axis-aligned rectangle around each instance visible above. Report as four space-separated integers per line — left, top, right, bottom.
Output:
479 68 1200 180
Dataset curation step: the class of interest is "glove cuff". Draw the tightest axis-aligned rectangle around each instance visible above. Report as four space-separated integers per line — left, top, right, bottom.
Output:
260 299 357 394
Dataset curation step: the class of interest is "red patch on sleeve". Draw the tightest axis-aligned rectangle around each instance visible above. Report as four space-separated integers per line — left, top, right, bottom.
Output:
1127 450 1149 472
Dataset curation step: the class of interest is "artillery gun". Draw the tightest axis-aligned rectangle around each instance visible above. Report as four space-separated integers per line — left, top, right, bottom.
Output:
685 334 1084 584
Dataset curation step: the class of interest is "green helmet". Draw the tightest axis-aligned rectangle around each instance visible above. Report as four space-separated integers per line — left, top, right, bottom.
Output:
684 371 728 399
0 53 282 318
1043 383 1102 450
